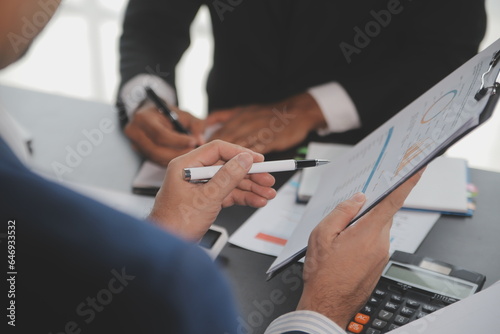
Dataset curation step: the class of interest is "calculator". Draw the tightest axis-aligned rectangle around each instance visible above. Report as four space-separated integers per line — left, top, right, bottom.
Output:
347 251 485 334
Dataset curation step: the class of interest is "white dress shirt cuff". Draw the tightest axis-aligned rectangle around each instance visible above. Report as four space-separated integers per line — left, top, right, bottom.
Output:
120 74 177 121
308 82 361 135
264 310 347 334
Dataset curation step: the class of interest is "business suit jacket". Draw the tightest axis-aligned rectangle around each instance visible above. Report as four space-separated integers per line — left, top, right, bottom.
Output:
119 0 486 146
0 138 239 333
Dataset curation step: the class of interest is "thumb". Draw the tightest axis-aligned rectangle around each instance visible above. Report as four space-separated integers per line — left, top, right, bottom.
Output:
316 193 366 234
189 117 206 146
206 152 253 202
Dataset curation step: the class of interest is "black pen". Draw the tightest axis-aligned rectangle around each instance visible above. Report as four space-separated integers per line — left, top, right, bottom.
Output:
145 86 191 135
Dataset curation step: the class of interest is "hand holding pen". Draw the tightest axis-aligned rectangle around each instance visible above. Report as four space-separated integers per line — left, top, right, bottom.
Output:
145 87 191 135
123 86 205 166
184 159 330 181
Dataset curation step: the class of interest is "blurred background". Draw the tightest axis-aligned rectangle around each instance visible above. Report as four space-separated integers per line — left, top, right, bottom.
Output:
0 0 499 172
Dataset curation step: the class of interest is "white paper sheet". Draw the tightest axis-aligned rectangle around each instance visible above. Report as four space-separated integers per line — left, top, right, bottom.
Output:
229 173 440 259
268 38 500 276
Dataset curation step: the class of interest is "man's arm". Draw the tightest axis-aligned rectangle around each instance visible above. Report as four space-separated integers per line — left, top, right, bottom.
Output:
264 170 424 333
118 0 206 165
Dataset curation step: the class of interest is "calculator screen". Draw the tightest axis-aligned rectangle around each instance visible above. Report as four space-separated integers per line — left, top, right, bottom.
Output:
384 263 475 299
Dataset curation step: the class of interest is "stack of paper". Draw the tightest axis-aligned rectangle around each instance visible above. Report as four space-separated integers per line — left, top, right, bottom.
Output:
229 174 440 259
299 142 473 216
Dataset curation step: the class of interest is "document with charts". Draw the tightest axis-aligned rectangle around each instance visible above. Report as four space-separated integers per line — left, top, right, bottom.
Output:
267 38 500 277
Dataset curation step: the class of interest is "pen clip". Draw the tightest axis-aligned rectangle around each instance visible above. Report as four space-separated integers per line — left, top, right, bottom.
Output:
475 50 500 101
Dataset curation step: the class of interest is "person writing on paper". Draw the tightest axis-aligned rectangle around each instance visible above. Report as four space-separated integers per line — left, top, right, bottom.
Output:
1 2 422 332
117 0 486 166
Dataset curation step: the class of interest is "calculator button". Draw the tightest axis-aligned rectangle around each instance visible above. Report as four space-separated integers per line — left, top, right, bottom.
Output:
384 301 399 311
368 297 381 305
390 294 403 303
406 299 420 308
347 321 363 333
362 305 374 315
417 311 428 319
355 313 370 325
400 306 416 316
388 324 400 331
374 289 386 298
378 310 393 321
371 319 387 329
394 315 410 325
422 304 438 313
366 329 381 334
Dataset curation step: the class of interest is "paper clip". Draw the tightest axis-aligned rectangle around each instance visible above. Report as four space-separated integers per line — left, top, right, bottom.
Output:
474 50 500 101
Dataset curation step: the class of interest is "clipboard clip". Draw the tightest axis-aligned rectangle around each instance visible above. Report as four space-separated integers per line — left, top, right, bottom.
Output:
475 50 500 101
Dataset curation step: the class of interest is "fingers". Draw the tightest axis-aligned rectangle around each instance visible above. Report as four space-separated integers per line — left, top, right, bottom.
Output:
131 106 198 148
205 109 239 126
208 110 257 144
125 104 207 165
236 177 277 198
184 140 265 168
221 188 274 208
355 168 425 234
173 106 206 146
248 172 276 188
314 193 367 238
124 123 193 166
208 152 254 204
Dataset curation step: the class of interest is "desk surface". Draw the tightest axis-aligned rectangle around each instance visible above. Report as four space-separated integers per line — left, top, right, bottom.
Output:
215 168 500 332
2 85 500 334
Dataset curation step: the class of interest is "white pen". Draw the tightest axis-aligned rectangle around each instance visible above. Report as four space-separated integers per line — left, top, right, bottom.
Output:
183 159 330 181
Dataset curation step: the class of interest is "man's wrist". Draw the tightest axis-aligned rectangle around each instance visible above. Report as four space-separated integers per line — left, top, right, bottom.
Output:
296 284 365 330
308 82 361 135
289 92 328 132
265 310 347 334
120 74 177 121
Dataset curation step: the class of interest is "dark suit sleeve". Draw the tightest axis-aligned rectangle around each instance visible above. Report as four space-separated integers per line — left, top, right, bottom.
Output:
0 139 239 333
119 0 203 91
338 0 486 136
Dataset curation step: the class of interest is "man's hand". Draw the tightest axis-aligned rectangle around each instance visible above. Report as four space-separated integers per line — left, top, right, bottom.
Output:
297 169 425 329
124 100 206 166
206 93 327 154
148 140 277 241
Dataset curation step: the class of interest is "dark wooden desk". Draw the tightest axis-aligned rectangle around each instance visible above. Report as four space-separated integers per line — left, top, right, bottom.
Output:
215 168 500 333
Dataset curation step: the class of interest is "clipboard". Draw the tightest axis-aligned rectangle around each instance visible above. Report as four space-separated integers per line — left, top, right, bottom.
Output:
266 39 500 280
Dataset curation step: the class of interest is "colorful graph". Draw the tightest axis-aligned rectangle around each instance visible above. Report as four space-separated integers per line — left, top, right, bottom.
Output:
395 138 435 176
362 127 394 193
421 90 457 124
